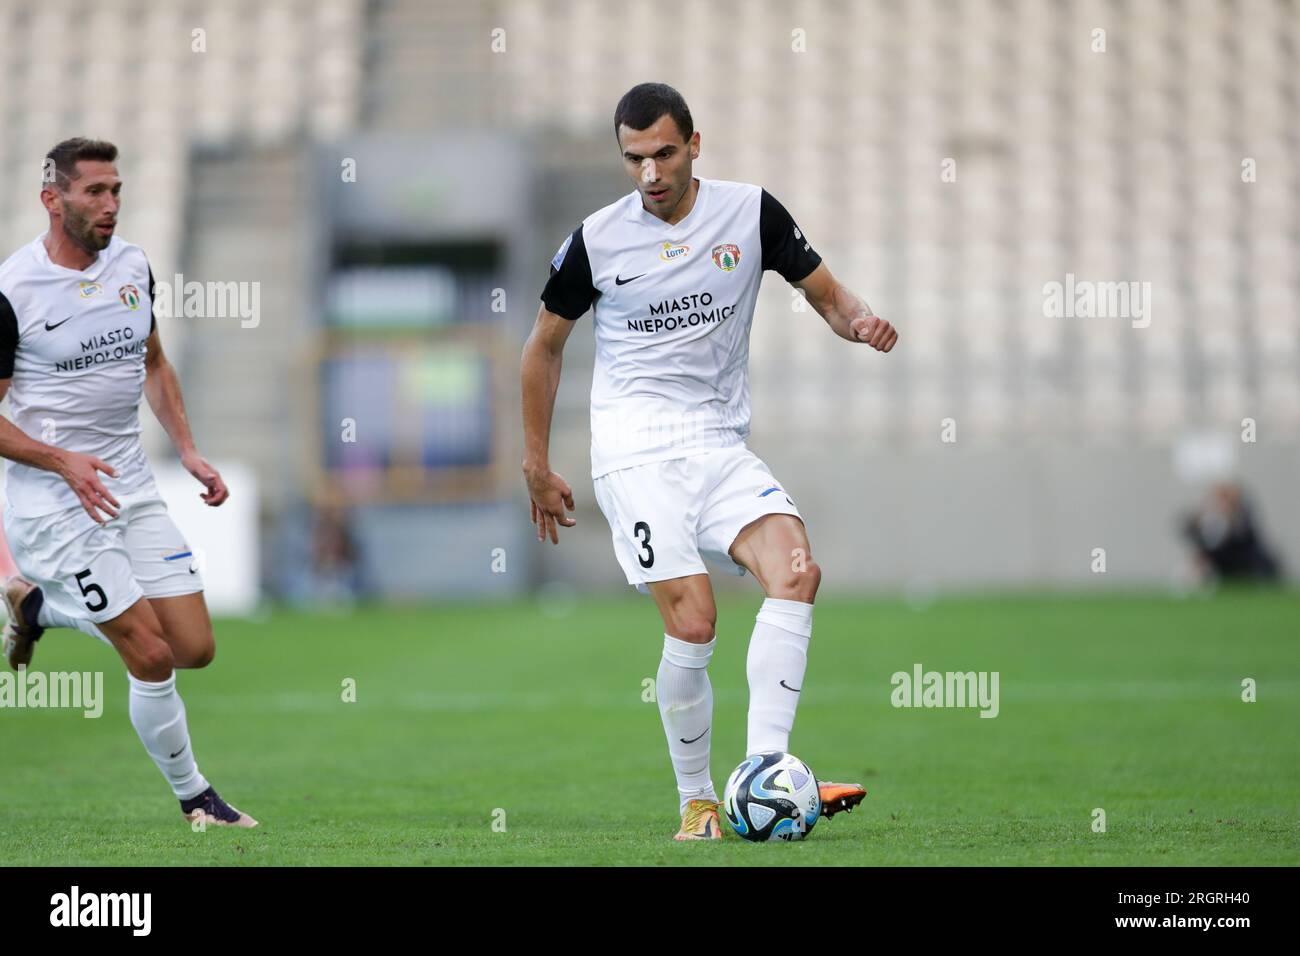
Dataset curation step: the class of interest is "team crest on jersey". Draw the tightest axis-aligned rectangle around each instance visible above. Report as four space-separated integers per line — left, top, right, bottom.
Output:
79 281 103 298
119 284 141 311
712 243 741 272
659 241 690 262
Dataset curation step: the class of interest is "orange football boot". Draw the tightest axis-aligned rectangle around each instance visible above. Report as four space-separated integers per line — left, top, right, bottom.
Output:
818 781 867 817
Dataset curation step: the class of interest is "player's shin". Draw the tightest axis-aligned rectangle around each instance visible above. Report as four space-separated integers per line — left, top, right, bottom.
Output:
657 634 717 811
127 673 209 800
745 598 813 755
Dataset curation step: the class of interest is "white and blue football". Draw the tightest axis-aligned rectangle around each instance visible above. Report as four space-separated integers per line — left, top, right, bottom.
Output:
723 751 821 842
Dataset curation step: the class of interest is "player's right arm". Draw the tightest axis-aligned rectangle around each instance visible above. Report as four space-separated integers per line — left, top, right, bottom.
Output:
520 304 578 545
523 224 598 545
0 378 120 523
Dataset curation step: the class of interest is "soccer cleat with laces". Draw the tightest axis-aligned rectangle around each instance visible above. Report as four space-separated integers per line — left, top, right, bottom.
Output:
180 786 259 828
818 781 866 818
674 798 723 841
2 576 45 671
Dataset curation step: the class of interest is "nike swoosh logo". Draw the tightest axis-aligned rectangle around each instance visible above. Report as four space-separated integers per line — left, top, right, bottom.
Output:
780 680 801 693
614 273 645 285
44 315 74 331
679 728 709 744
169 743 188 759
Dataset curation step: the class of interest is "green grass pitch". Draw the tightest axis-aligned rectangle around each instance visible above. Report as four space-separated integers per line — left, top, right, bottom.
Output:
2 588 1297 866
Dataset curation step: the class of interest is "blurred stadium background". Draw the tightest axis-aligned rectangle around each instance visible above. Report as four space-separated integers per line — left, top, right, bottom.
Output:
1 0 1296 609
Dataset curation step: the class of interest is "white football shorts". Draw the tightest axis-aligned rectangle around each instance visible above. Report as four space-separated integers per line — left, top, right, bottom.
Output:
592 443 804 593
3 485 204 625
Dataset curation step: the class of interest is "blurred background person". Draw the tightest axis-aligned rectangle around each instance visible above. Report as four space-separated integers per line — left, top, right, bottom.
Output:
1182 482 1283 585
277 490 369 608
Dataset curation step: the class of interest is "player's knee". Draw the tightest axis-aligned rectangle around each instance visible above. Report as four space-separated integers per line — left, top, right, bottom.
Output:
133 637 175 681
175 620 216 669
769 559 821 603
800 560 822 602
669 617 717 644
179 639 215 669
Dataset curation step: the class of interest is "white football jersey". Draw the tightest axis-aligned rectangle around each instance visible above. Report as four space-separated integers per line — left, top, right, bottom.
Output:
0 234 157 517
541 177 821 478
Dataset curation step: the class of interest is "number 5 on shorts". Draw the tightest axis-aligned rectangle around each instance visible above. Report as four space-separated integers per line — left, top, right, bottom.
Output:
74 568 109 613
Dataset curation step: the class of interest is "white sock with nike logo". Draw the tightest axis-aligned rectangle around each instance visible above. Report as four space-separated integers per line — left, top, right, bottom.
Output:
746 598 813 755
657 633 718 813
128 673 209 800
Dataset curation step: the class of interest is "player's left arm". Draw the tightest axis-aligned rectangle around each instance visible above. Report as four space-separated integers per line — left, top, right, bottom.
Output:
795 263 898 352
143 326 229 506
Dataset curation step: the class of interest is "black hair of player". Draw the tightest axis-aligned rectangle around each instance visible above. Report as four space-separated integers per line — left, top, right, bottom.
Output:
44 138 119 191
613 83 694 144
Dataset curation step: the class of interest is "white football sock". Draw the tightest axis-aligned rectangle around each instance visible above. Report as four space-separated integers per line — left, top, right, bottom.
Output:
746 598 813 755
657 633 718 813
36 602 111 647
128 673 209 800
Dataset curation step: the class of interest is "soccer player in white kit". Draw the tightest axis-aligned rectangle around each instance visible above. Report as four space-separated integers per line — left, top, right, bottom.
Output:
522 85 897 840
0 139 256 828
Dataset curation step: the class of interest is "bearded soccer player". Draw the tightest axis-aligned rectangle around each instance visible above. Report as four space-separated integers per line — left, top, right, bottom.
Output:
521 84 897 840
0 139 256 828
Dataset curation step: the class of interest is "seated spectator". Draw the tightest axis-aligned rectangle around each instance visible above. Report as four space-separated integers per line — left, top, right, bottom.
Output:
1182 483 1283 584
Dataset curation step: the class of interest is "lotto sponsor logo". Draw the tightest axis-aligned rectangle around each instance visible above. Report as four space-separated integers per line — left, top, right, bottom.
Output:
659 241 690 262
79 281 104 298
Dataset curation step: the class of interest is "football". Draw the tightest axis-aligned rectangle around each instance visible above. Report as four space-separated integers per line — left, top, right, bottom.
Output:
723 751 821 842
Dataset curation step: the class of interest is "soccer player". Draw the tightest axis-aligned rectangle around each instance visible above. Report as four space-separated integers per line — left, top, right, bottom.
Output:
521 84 897 840
0 138 256 828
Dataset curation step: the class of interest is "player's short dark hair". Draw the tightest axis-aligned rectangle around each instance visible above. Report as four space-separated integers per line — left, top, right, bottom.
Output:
44 138 119 191
614 83 694 144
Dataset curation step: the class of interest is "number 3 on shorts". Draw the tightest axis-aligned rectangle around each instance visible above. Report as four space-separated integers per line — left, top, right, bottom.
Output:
633 520 654 569
73 568 109 613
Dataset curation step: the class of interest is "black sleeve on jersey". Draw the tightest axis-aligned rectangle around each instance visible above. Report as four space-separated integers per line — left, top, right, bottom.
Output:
146 263 157 334
759 189 822 283
0 291 18 379
540 225 598 320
